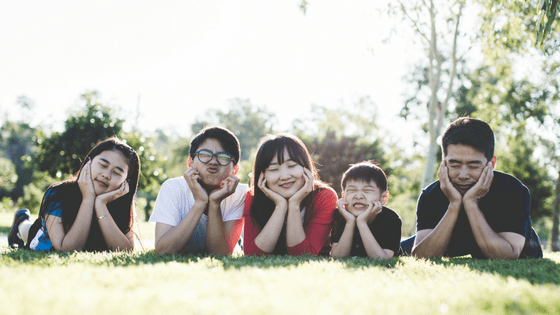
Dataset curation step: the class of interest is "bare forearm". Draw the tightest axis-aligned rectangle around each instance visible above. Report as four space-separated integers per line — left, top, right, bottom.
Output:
155 203 206 254
331 221 355 258
58 198 95 252
464 201 519 260
254 205 287 253
206 201 230 255
286 203 306 247
412 203 461 258
357 221 391 259
95 202 134 251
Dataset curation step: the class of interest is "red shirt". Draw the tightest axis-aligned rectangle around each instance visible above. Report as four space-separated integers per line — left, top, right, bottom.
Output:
243 188 337 256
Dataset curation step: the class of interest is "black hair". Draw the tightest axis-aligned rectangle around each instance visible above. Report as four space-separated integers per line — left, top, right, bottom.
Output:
249 134 329 255
442 117 495 161
341 161 388 192
189 126 240 165
40 137 140 251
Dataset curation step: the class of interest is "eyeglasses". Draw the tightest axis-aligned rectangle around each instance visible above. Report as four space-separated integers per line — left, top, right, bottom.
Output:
195 149 235 166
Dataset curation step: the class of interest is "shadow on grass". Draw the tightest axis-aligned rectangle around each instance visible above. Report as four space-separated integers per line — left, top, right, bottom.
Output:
1 247 398 270
419 256 560 285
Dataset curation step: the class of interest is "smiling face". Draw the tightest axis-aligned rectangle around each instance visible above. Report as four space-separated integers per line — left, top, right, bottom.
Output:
444 143 494 195
263 148 305 199
189 138 237 190
343 179 387 216
90 149 130 196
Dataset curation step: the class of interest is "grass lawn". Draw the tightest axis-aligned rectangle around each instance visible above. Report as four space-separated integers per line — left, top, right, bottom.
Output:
1 211 560 314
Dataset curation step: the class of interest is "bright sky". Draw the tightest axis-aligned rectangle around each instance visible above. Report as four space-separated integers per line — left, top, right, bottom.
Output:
0 0 422 147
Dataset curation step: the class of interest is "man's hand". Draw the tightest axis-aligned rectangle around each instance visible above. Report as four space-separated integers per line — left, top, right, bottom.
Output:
183 167 209 204
96 181 130 205
209 174 240 204
336 199 356 223
438 161 462 205
356 201 382 225
463 161 493 204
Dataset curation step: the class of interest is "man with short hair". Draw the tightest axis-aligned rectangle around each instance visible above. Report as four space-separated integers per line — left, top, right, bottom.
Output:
150 126 248 255
401 117 542 259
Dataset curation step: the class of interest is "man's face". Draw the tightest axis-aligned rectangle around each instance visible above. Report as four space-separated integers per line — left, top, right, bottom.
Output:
343 179 387 217
444 143 491 195
189 138 236 190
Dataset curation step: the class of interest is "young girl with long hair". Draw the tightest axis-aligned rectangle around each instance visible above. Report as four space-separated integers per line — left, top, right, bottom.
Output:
243 134 337 256
8 137 140 252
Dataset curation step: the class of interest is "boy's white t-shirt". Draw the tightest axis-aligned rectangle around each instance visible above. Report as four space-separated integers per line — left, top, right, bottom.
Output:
149 176 248 254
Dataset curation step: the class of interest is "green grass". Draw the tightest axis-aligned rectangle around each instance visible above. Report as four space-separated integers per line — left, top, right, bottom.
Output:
2 210 560 314
1 248 560 315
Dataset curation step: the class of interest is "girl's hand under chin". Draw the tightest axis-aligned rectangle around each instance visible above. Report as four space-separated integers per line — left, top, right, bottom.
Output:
288 168 314 206
96 181 130 205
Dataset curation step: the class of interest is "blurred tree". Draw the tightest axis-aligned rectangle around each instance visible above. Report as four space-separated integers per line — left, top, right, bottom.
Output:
191 98 276 162
385 0 468 191
35 91 123 177
31 91 170 220
0 120 37 201
453 61 558 224
292 100 388 197
464 1 560 247
123 130 168 220
536 0 560 48
302 131 388 198
0 157 17 198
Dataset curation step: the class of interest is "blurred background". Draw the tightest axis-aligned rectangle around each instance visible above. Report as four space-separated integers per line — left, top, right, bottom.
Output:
1 1 559 249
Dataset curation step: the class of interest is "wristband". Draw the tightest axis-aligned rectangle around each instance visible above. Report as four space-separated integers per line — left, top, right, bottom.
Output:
97 214 108 221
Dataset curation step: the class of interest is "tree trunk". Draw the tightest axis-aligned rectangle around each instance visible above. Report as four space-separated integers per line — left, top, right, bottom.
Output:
551 171 560 251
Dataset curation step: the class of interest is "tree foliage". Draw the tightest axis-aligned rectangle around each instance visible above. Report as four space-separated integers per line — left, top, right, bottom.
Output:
293 100 387 197
35 92 123 178
0 120 38 200
302 131 388 197
386 0 468 190
191 98 275 161
536 0 560 48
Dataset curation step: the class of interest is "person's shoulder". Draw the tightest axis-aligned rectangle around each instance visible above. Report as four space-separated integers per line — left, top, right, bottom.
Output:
314 186 337 200
421 180 441 196
380 206 402 222
160 176 188 191
44 181 72 198
225 183 249 203
491 171 528 194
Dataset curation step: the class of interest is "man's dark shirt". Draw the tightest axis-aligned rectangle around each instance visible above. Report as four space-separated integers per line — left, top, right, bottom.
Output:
416 171 542 258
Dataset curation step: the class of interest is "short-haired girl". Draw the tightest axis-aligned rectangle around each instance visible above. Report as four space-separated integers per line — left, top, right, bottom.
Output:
8 137 140 252
243 134 337 256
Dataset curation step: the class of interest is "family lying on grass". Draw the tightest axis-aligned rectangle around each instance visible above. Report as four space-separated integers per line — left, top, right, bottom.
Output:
8 117 543 260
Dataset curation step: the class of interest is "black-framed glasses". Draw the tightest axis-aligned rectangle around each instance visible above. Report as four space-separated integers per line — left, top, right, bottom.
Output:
195 149 234 166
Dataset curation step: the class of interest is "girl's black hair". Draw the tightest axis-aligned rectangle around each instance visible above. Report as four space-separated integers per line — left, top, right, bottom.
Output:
249 134 328 254
39 137 140 251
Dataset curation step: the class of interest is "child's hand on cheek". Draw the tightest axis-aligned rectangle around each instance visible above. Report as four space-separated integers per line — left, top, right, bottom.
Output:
357 201 382 224
337 199 356 223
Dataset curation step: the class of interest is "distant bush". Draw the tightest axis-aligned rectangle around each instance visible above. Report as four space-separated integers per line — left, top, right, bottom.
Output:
16 184 44 214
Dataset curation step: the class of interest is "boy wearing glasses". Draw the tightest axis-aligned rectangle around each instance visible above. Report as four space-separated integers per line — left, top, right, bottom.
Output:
150 126 248 255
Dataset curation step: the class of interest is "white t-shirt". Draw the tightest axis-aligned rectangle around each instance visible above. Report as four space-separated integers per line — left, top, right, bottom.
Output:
149 176 248 254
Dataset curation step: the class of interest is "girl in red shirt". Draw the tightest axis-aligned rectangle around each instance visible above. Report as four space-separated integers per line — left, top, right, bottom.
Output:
243 134 337 256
